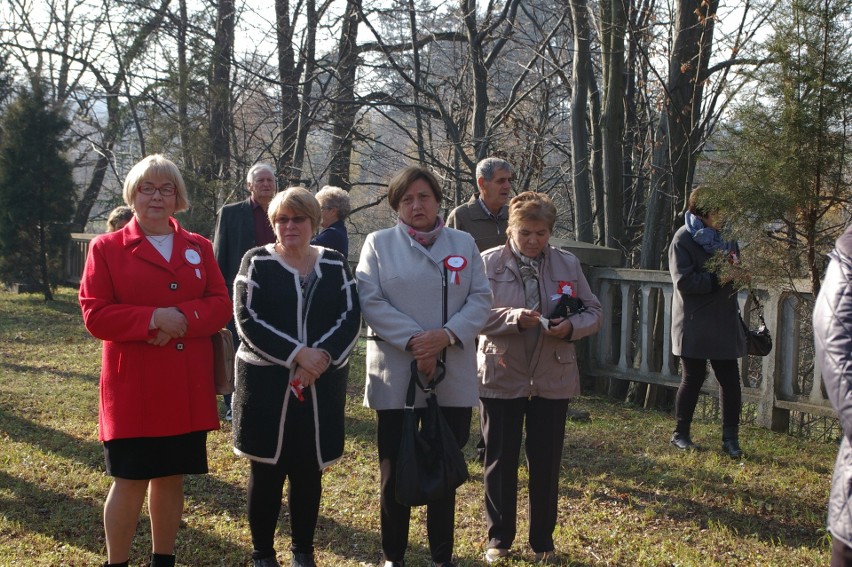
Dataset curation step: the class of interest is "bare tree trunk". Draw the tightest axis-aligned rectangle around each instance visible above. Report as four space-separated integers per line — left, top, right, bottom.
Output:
277 0 300 174
290 0 317 185
327 0 361 190
209 0 234 181
569 0 594 243
599 0 627 250
408 0 426 164
640 0 719 269
177 0 192 169
588 65 606 246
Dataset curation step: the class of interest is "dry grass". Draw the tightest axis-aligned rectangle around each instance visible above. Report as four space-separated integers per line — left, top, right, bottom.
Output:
0 287 836 566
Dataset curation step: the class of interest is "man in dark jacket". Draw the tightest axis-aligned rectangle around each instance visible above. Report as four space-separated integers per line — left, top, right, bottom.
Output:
212 162 278 419
813 224 852 566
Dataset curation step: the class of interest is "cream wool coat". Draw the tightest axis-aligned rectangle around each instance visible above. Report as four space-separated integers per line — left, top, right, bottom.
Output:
357 223 493 410
478 244 602 400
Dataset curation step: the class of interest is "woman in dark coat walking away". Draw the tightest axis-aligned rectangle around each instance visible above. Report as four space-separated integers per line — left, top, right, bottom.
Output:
668 187 748 457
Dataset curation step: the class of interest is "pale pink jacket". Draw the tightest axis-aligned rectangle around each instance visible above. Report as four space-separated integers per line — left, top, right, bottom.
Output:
478 244 602 400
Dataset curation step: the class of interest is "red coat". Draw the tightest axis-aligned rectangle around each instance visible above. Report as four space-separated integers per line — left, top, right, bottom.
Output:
80 217 232 441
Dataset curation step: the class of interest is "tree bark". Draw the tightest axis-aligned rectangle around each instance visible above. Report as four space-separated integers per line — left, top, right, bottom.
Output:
569 0 594 243
276 0 300 174
327 0 361 190
640 0 719 269
600 0 627 251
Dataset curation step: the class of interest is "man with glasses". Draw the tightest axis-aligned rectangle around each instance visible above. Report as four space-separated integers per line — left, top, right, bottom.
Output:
213 163 278 421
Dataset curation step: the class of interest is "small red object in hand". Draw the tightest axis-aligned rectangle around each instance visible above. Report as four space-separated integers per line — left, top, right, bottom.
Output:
290 379 305 402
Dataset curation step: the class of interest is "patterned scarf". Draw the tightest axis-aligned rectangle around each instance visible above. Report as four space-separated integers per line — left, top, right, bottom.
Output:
399 216 444 248
509 238 542 310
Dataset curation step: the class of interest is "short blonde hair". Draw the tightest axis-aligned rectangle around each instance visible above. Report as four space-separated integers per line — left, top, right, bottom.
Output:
123 154 190 213
508 191 557 234
267 187 321 233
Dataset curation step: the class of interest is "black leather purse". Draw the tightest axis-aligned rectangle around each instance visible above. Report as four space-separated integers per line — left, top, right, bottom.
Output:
740 293 772 357
395 360 469 506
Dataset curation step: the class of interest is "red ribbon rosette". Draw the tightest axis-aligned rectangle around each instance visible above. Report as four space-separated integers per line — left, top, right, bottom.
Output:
444 255 468 285
557 280 576 297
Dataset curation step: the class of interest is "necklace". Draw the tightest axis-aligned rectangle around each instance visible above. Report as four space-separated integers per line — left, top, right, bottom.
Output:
277 244 314 275
148 234 173 247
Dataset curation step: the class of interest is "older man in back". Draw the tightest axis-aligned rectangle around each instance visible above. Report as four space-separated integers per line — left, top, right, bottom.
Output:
213 163 278 420
446 157 513 253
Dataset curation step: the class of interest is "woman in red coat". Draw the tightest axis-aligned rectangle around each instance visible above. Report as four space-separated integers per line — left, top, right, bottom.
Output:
79 154 231 567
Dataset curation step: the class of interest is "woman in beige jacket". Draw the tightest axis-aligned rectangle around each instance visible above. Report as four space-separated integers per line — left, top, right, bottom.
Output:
478 192 602 565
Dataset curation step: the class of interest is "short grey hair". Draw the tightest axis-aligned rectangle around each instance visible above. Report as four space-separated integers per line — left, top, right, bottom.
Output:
246 163 276 187
476 157 514 182
315 185 351 220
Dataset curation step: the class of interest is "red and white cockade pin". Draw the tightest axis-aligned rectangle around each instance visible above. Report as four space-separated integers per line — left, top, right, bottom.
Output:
558 281 575 297
444 255 468 285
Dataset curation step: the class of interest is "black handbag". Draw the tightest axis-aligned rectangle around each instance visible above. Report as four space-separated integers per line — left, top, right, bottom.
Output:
395 360 469 507
739 293 772 357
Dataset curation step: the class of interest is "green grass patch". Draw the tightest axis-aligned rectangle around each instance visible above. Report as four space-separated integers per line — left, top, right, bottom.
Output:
0 287 835 566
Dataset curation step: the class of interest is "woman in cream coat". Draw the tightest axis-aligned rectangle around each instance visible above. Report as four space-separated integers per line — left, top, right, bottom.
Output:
357 166 492 567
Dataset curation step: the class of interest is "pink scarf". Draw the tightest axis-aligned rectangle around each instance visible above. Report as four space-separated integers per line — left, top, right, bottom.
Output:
398 216 444 248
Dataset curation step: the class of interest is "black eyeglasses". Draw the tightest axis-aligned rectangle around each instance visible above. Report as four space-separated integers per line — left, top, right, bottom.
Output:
139 183 177 196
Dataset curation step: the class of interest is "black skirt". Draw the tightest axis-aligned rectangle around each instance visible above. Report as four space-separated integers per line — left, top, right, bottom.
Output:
104 431 208 479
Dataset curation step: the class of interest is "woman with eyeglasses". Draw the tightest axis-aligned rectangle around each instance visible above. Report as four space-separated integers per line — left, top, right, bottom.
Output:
79 154 232 567
311 185 351 258
232 187 361 567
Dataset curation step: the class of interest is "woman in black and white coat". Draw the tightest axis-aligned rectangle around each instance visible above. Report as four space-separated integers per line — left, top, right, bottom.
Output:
232 187 360 567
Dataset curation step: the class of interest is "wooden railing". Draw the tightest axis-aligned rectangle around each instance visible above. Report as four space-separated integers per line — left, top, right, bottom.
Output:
65 234 832 431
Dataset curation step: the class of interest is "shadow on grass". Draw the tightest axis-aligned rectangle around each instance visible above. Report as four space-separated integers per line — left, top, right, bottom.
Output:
0 359 99 384
563 441 825 551
0 408 103 469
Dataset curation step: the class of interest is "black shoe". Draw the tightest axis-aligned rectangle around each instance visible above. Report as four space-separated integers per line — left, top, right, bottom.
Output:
382 562 404 567
722 438 743 458
291 552 317 567
150 554 175 567
253 557 281 567
430 562 455 567
670 432 698 451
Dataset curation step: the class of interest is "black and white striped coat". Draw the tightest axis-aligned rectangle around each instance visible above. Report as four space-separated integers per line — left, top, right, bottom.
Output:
232 244 360 467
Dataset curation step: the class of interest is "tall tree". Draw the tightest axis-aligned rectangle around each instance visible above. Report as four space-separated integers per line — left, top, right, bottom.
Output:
599 0 628 250
0 83 75 300
639 0 720 269
703 0 852 296
209 0 234 181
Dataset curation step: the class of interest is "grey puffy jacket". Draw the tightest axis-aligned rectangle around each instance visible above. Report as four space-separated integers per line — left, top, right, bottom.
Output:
813 225 852 546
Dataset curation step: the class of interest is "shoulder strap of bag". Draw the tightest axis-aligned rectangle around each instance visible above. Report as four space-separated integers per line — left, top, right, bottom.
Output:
749 291 768 329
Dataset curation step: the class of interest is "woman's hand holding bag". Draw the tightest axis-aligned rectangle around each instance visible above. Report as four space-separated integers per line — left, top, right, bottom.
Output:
395 360 469 507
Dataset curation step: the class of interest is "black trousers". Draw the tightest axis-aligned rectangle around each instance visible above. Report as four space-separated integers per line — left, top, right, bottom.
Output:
376 407 472 564
832 537 852 567
480 396 568 553
248 394 322 560
675 357 742 434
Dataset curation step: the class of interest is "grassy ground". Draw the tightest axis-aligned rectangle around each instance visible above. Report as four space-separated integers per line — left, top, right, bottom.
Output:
0 287 837 566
